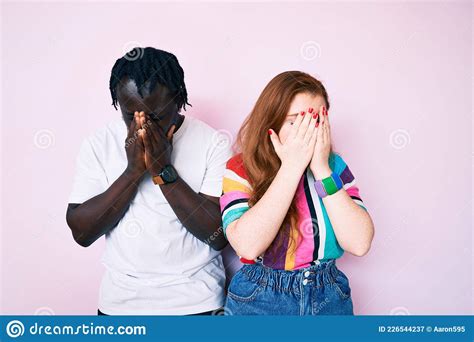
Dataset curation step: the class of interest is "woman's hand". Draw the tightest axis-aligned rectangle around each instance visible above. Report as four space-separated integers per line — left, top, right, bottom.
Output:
310 105 332 178
269 108 319 174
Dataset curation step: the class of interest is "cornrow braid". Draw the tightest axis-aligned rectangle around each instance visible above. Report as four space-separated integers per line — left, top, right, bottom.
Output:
109 47 191 111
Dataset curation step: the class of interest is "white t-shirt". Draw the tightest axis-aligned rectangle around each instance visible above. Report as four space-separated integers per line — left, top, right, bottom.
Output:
68 115 233 315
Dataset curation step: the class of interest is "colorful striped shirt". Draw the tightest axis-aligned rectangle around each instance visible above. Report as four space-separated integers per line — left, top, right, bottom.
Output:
219 152 367 270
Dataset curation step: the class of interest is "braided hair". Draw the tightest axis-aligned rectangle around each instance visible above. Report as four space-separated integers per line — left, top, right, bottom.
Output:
109 47 191 111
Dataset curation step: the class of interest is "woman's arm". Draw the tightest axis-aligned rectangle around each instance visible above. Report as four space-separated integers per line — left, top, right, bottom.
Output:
225 163 303 260
316 167 374 256
226 109 319 259
310 106 374 257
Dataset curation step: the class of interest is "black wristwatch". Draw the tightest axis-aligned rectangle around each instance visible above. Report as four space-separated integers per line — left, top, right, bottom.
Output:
152 165 178 185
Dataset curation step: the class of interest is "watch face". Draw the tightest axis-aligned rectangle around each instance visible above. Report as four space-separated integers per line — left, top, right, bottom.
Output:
162 165 178 183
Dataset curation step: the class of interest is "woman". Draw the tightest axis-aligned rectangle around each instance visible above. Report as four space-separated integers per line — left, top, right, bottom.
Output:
219 71 375 315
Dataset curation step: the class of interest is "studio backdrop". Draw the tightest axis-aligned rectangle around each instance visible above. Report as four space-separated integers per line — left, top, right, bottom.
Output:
1 1 471 315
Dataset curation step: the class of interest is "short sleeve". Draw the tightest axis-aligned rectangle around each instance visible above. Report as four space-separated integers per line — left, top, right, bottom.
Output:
219 154 252 238
331 153 368 212
68 138 108 204
199 133 234 197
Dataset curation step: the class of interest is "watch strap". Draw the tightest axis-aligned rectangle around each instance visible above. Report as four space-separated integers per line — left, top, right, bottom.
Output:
152 175 165 185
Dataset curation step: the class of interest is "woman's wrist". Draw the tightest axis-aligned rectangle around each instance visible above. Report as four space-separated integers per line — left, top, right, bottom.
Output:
280 160 307 176
313 169 343 198
311 165 332 180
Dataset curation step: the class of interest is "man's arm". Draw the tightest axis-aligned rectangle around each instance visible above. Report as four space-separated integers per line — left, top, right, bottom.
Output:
158 179 227 251
66 112 146 247
140 112 228 251
66 170 143 247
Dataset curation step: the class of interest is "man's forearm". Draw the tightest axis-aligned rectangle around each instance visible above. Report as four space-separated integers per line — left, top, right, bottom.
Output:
66 169 143 247
159 176 226 250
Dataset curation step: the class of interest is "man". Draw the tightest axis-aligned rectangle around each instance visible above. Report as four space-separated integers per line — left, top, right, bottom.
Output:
66 47 232 315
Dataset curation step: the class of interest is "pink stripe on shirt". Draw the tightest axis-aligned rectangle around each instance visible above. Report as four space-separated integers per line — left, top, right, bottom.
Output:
220 190 251 211
293 176 315 269
345 185 361 198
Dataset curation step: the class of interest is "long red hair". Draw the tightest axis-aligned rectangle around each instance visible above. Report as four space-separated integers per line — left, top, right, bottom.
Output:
233 71 334 258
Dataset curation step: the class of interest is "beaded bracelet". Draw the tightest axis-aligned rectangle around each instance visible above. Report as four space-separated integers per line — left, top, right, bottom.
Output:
314 172 343 198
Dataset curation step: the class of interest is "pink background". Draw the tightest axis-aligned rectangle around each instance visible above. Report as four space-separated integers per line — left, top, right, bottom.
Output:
1 1 472 315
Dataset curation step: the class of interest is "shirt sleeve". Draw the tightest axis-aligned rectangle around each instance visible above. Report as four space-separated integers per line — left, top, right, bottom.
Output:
331 153 368 212
219 155 253 238
199 134 234 197
68 138 108 204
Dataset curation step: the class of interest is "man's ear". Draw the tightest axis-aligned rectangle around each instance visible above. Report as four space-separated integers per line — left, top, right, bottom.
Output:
167 124 176 142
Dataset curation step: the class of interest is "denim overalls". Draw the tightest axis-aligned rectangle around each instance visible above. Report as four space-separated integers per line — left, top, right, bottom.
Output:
224 258 354 315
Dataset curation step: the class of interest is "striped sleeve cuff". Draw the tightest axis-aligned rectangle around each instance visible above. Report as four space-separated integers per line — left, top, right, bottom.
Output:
339 164 367 212
222 205 250 237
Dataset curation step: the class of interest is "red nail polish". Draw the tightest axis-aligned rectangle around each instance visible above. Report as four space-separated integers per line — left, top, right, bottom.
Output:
308 107 313 113
316 122 319 127
300 111 305 116
312 114 317 119
268 129 272 135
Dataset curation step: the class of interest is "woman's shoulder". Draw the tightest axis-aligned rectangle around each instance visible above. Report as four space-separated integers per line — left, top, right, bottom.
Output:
224 153 249 180
329 151 349 174
225 152 243 168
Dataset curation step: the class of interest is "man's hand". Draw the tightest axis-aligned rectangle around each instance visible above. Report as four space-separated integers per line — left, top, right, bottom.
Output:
67 112 147 247
138 111 176 176
125 111 147 179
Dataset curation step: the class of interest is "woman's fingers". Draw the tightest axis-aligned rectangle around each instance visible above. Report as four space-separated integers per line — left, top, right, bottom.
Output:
289 110 305 138
268 128 282 157
324 107 330 142
298 110 314 139
321 106 329 143
303 108 318 143
317 105 325 145
286 105 327 148
309 122 318 149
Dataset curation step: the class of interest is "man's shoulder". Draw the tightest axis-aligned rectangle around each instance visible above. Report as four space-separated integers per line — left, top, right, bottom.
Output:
83 119 126 146
183 115 234 156
185 115 219 137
